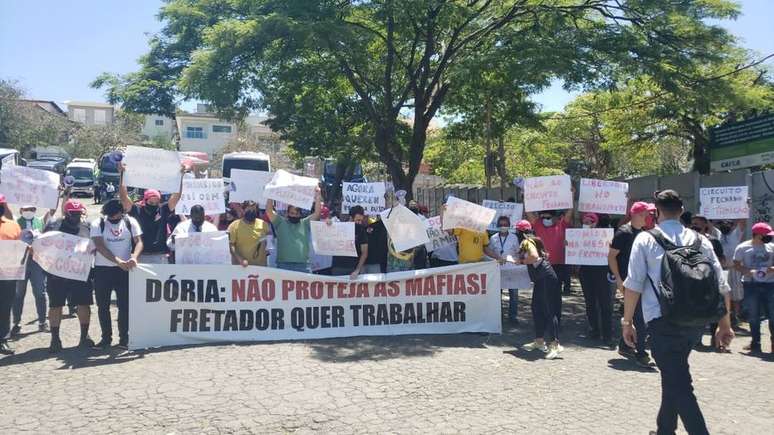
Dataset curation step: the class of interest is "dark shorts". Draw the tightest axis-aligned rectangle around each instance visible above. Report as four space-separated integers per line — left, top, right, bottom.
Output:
48 275 93 308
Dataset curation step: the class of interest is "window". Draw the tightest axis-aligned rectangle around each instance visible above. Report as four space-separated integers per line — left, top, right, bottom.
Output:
73 108 86 123
212 125 232 133
94 109 106 124
185 126 205 139
155 119 164 126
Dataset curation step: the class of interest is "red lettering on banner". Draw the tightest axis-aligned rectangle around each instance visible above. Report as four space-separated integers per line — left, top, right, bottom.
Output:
282 280 294 301
296 280 309 299
374 282 387 297
466 274 480 294
387 281 400 297
453 275 466 295
423 277 436 295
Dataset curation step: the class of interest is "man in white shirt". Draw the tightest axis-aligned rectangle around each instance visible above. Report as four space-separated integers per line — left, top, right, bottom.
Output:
489 216 521 323
167 204 218 253
622 190 733 435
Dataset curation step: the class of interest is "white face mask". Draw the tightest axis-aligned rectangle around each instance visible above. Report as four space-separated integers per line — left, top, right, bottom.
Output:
22 211 35 220
582 224 592 229
498 226 509 234
542 218 553 227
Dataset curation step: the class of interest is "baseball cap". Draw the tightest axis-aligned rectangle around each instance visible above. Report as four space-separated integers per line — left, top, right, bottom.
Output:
143 189 161 202
64 199 86 213
582 212 599 224
515 220 532 232
320 205 330 219
647 203 657 212
751 222 774 237
629 201 650 215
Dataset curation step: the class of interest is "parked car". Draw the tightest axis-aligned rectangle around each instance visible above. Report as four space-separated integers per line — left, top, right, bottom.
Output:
65 160 97 197
0 148 22 170
27 158 67 175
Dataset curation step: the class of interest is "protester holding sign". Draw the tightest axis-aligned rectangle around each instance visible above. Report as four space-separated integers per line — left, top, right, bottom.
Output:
733 222 774 354
167 205 218 255
228 200 270 267
526 197 574 295
364 216 389 274
42 199 96 353
265 186 322 272
441 200 501 264
0 194 22 355
119 162 183 264
330 205 369 279
489 216 521 323
91 199 144 350
576 213 615 348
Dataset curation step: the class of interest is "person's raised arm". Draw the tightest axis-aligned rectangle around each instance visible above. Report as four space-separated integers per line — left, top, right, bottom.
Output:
562 185 576 223
734 218 747 233
117 163 133 212
166 164 186 212
265 199 276 222
309 187 322 221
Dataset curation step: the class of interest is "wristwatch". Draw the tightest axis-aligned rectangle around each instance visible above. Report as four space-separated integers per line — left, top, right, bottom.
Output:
620 318 632 326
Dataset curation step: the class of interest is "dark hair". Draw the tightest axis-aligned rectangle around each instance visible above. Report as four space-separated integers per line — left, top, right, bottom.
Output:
102 199 123 217
242 200 257 209
497 216 511 227
349 205 365 217
522 234 549 259
190 205 205 215
691 215 708 224
654 189 683 214
680 211 693 226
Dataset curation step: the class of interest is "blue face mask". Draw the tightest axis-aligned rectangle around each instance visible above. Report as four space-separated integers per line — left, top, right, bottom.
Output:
542 218 554 227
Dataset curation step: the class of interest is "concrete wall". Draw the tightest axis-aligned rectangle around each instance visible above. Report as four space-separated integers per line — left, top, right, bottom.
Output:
141 115 176 140
177 118 236 159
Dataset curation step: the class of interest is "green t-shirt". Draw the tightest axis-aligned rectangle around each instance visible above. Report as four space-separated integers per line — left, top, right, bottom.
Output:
272 215 312 264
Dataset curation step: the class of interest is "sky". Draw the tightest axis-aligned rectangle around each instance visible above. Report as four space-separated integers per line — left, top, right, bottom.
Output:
1 0 773 114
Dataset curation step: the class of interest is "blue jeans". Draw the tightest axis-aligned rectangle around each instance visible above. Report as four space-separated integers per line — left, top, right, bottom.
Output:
743 281 774 345
276 262 311 273
13 259 47 326
507 289 518 320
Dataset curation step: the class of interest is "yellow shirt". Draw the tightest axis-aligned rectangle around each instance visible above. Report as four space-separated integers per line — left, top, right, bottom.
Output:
453 229 489 263
228 218 269 266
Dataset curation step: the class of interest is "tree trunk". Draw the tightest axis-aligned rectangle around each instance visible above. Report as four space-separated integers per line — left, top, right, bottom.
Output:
496 134 508 191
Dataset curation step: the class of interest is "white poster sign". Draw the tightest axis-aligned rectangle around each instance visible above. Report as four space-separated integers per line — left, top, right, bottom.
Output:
310 221 357 257
482 200 524 231
500 263 532 289
263 170 318 209
128 262 501 350
1 154 16 167
175 178 225 216
578 178 629 215
0 240 28 280
699 186 750 220
442 196 497 233
380 205 430 252
565 228 614 266
175 231 231 265
0 166 60 209
523 175 573 212
123 145 182 193
229 169 273 205
31 231 94 282
424 216 457 251
342 182 386 214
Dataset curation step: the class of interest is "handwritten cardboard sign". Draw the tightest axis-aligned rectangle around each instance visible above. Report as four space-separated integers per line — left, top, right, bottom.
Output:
380 205 430 252
0 240 28 280
482 200 524 230
500 263 532 289
32 231 94 282
442 196 497 233
565 228 614 266
175 231 231 265
699 186 749 220
229 169 273 205
310 221 357 257
424 216 458 252
342 182 386 214
578 178 629 215
523 174 572 212
264 169 318 210
123 145 182 193
175 178 225 216
0 166 60 209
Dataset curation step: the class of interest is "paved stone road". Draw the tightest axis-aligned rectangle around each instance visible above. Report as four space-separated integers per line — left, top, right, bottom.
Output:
4 202 772 433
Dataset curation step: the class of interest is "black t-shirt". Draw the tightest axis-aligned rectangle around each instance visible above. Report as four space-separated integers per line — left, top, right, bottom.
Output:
365 220 388 267
130 203 171 254
705 234 724 263
332 224 368 271
611 223 641 280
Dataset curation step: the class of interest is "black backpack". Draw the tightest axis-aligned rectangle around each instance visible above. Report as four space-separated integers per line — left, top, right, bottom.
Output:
646 228 726 327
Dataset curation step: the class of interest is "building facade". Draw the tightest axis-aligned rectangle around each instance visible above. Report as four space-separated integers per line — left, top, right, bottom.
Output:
64 101 114 126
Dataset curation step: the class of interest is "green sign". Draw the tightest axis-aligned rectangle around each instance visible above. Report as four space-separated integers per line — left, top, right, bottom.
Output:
710 114 774 171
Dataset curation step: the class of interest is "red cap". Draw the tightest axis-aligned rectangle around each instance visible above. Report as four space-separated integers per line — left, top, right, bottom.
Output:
751 222 774 236
630 201 650 215
647 203 657 212
0 194 6 204
320 205 330 219
64 199 86 213
515 219 532 232
143 189 161 202
582 212 599 224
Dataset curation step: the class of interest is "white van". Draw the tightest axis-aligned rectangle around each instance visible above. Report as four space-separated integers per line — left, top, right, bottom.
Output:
65 160 97 197
222 151 271 185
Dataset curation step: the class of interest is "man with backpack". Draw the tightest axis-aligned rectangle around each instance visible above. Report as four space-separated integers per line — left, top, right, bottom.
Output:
622 190 733 435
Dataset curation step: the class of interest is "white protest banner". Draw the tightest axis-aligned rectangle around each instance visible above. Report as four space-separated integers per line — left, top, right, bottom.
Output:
342 182 386 214
31 231 94 282
523 174 573 212
128 262 500 349
565 228 614 266
0 166 60 209
175 178 225 216
442 196 497 233
500 263 532 289
482 200 524 231
1 154 16 167
380 205 431 252
310 221 357 257
699 186 749 220
175 231 231 265
123 145 182 193
578 178 629 215
0 240 28 280
424 216 457 251
229 169 273 205
263 169 319 209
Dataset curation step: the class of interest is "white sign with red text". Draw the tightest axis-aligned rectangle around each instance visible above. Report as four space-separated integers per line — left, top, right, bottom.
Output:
699 186 749 220
523 175 573 212
175 178 226 216
0 166 60 209
264 170 319 210
175 231 231 265
0 240 28 280
442 196 497 233
32 231 94 281
310 221 357 257
578 178 629 215
565 228 614 266
482 200 524 231
424 216 457 252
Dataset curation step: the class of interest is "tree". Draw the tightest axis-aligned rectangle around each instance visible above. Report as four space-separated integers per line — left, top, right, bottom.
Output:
0 79 73 153
95 0 742 195
66 111 160 160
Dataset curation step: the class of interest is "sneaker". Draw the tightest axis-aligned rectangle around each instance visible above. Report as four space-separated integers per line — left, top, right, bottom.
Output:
78 337 96 349
116 341 129 350
10 324 21 337
38 322 48 332
635 353 656 368
618 344 637 360
523 341 548 352
587 330 601 340
744 342 762 354
0 340 15 355
48 337 63 354
545 343 562 360
603 338 617 350
93 339 111 350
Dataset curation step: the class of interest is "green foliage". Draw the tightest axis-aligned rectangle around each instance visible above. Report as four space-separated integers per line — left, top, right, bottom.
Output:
67 111 146 160
0 79 73 153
